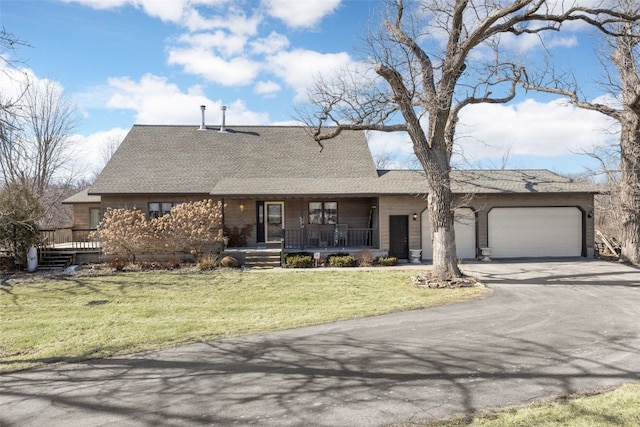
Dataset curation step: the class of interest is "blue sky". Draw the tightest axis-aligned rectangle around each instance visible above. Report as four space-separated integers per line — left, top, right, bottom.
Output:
0 0 619 178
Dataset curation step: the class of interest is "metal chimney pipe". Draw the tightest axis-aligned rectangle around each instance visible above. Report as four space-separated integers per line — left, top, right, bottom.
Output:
220 105 227 133
199 105 206 130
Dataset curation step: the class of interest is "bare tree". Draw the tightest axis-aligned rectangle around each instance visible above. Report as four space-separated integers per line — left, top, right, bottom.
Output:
96 134 122 176
0 28 29 141
1 29 85 231
23 79 79 197
522 0 640 263
0 77 80 227
300 0 636 279
373 150 398 169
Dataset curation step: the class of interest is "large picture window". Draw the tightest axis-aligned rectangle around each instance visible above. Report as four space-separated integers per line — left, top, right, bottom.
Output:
308 201 338 224
148 202 173 219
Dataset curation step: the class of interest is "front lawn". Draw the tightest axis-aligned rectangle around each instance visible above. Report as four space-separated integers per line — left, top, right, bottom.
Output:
426 381 640 427
0 269 486 372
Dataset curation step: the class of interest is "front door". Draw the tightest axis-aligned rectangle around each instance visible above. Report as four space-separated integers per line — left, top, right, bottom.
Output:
265 202 284 242
389 215 409 259
256 202 265 244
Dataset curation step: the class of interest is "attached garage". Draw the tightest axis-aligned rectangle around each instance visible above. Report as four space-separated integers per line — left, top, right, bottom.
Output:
422 208 476 260
488 207 583 258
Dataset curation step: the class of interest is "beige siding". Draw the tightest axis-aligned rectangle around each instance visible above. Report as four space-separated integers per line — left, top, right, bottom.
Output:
224 198 258 245
100 194 211 212
96 192 594 256
378 196 428 255
71 203 101 229
379 192 595 258
100 196 377 247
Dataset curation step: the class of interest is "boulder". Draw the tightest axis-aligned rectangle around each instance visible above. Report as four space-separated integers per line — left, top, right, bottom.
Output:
220 256 241 268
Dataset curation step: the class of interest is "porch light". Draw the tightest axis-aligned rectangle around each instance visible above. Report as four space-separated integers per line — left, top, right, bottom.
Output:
413 212 418 221
239 202 245 212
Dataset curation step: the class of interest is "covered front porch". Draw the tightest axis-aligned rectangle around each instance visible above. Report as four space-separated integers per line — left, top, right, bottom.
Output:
283 225 376 250
223 196 380 251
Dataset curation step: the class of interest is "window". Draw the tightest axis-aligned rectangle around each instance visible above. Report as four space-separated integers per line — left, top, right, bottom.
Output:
89 208 101 229
148 202 173 219
308 201 338 224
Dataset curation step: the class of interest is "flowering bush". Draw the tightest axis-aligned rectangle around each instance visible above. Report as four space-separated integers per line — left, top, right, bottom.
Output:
154 199 224 258
96 207 154 263
96 199 224 262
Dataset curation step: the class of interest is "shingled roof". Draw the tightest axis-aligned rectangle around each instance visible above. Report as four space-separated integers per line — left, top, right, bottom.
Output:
375 169 600 195
87 124 599 197
89 125 378 195
61 188 101 204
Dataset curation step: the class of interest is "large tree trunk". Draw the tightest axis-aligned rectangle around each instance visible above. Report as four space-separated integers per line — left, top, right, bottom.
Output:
619 114 640 263
415 113 462 280
428 175 461 280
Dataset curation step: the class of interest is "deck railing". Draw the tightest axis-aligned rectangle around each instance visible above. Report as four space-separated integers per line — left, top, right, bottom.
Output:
40 228 101 251
284 227 376 250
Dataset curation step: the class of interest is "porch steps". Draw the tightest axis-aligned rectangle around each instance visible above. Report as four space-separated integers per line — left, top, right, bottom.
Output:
38 250 75 270
244 249 282 268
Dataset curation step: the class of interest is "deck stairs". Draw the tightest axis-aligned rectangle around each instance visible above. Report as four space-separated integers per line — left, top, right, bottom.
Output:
243 242 282 268
38 250 75 270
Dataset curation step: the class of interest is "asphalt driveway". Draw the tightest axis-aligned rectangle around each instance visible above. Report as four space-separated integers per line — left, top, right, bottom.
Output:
1 259 640 426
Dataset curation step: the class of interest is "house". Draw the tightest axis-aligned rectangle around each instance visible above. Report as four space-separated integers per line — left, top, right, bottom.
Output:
64 120 598 264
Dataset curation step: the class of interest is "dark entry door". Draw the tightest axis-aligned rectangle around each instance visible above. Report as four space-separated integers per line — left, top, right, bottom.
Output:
389 215 409 259
256 201 265 244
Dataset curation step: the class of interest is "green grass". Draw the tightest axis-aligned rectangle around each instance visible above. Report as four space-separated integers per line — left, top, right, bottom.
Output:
0 269 485 372
426 382 640 427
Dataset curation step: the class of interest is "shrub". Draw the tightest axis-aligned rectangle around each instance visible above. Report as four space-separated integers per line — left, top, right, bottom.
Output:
328 254 356 267
377 256 398 266
224 224 253 247
0 182 43 269
355 249 376 267
138 256 182 270
106 256 128 271
0 256 15 271
285 254 313 268
197 254 219 270
155 199 224 258
97 200 225 263
96 208 154 263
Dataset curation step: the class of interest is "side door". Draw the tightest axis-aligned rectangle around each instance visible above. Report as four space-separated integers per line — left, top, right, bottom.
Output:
389 215 409 259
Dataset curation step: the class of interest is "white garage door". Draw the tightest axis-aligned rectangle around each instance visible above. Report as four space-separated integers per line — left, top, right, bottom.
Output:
488 207 582 258
422 208 476 260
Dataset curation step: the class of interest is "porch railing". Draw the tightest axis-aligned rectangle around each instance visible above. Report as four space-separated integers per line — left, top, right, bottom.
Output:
284 227 376 250
40 228 101 251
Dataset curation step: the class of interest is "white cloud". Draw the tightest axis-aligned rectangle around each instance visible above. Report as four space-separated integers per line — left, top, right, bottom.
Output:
261 0 342 28
367 131 416 169
250 32 290 55
60 0 186 22
71 127 129 178
455 98 619 164
182 8 262 34
254 80 281 96
104 73 269 125
167 47 260 86
176 31 249 57
60 0 244 30
360 97 618 171
267 49 352 100
0 60 65 101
